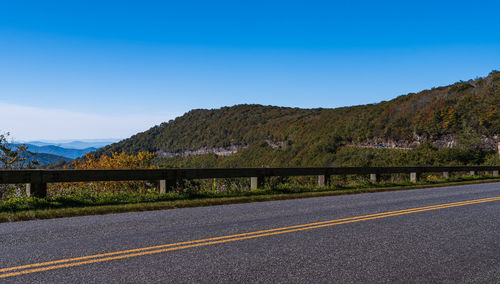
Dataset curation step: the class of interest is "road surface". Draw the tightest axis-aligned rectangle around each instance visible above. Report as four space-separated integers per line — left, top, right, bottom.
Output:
1 183 499 283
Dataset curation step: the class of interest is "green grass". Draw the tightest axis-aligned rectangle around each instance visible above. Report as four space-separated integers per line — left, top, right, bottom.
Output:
1 175 500 222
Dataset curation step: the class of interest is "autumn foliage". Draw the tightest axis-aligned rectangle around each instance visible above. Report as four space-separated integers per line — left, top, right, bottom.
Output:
73 152 156 170
50 152 157 194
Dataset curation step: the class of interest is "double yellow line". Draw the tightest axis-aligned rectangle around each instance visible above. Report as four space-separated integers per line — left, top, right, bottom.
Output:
1 196 499 279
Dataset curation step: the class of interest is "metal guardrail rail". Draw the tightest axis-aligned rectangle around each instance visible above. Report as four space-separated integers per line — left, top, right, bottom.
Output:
1 166 499 197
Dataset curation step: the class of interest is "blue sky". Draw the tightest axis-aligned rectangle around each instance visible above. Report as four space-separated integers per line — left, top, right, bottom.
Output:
1 0 499 140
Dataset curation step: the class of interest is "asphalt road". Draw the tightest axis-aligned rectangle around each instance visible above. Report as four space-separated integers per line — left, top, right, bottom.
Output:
1 183 499 283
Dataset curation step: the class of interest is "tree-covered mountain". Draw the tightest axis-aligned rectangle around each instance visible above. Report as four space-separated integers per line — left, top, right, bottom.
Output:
29 153 73 166
95 71 500 167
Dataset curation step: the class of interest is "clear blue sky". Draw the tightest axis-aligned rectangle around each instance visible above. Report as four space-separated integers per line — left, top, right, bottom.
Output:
1 0 499 140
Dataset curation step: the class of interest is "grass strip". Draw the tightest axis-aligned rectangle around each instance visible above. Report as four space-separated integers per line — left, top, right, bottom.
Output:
1 177 500 223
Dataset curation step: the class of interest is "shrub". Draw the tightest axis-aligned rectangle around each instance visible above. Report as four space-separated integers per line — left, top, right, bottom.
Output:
49 152 157 195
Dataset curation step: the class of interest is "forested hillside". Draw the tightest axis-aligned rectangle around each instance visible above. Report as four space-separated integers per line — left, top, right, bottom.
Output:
95 71 500 167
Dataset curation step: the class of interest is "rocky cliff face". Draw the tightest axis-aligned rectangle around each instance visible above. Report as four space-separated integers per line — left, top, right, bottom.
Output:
351 135 499 151
156 140 289 158
157 145 248 158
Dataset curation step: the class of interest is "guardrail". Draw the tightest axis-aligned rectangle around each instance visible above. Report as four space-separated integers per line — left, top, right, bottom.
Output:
1 166 499 198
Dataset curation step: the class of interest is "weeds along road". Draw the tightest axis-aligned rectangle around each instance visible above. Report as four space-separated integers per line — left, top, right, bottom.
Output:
1 183 499 283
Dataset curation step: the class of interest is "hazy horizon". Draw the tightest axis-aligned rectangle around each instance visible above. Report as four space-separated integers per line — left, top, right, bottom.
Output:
15 138 122 144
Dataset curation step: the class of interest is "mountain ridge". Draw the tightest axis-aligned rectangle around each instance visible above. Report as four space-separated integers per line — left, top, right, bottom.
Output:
16 144 97 159
94 71 500 166
29 152 73 166
21 140 119 150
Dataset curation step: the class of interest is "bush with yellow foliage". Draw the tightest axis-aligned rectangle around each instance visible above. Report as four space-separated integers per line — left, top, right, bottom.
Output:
74 152 156 170
49 152 157 195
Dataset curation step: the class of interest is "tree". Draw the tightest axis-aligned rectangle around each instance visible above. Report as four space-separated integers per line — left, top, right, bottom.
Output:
0 132 36 169
0 132 37 199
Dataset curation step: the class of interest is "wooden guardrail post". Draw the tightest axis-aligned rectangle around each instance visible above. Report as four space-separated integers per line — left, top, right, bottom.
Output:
251 176 265 190
410 172 419 182
26 183 47 198
493 170 499 177
28 171 47 198
159 180 167 194
159 170 177 194
318 174 330 186
370 174 379 183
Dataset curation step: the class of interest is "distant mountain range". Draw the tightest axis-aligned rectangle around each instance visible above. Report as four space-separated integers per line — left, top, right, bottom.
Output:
11 140 119 165
17 144 98 159
28 153 73 166
21 139 120 150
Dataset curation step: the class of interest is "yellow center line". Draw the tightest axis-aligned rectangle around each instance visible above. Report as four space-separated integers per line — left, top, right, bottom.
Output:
1 196 496 274
1 196 499 279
